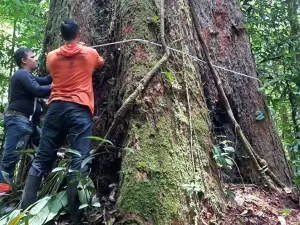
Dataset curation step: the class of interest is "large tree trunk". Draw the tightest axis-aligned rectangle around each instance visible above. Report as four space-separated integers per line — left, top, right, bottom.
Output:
40 0 292 224
193 0 293 184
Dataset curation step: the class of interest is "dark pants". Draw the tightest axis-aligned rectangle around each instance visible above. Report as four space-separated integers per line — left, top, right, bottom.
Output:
0 115 37 183
28 101 92 177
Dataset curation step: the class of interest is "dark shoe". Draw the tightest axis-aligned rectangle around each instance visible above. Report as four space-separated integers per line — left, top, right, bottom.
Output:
67 175 81 224
20 175 42 210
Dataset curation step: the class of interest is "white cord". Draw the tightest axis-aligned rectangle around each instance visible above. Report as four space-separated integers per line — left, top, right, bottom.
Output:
90 38 259 81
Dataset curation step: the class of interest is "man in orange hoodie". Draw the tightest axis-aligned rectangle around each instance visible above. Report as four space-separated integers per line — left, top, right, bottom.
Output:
20 20 104 222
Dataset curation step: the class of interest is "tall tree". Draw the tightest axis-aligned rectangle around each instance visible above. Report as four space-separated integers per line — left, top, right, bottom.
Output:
195 0 293 184
38 0 292 223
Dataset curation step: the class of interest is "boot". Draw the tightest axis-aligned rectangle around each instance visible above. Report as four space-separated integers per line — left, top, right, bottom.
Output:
20 175 42 210
67 174 82 224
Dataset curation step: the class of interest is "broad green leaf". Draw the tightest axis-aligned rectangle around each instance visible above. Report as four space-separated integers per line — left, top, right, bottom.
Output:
78 178 94 205
0 209 21 225
28 205 49 225
28 197 51 215
8 212 24 225
45 191 67 223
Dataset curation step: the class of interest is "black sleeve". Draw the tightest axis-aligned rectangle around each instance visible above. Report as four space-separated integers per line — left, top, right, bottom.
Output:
35 74 52 85
18 71 51 98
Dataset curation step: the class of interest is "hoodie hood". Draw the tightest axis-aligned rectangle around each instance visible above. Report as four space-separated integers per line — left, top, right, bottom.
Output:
60 44 82 57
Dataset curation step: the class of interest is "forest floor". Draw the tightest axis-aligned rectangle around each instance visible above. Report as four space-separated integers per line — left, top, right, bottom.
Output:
56 184 300 225
221 184 300 225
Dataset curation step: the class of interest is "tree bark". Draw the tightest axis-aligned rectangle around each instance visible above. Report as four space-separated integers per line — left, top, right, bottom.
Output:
192 0 293 185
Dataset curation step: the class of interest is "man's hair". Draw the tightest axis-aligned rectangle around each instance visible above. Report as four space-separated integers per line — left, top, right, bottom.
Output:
14 48 31 68
61 19 80 41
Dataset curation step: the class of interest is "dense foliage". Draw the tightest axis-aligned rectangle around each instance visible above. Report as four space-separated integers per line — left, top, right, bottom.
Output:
242 0 300 185
0 0 49 104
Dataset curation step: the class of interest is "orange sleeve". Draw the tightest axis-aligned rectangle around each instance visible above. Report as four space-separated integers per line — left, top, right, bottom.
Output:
92 49 104 68
46 53 51 72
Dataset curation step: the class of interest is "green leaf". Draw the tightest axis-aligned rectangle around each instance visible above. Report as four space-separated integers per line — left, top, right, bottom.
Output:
28 206 49 225
213 146 222 157
86 186 97 195
223 146 235 152
45 191 67 223
81 156 95 169
8 212 25 225
281 209 290 216
86 136 113 145
92 202 101 208
63 149 81 157
162 71 174 84
0 209 21 225
225 158 234 166
79 204 88 209
28 197 51 214
51 167 67 173
78 177 94 205
17 149 35 154
151 15 160 23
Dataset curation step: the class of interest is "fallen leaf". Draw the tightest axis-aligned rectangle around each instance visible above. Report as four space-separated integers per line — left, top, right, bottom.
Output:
240 209 253 216
255 211 264 217
234 195 245 207
283 188 292 194
277 216 286 225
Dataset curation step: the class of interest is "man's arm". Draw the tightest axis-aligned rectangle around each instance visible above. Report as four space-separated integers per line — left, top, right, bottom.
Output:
35 74 52 85
19 71 51 98
93 49 104 68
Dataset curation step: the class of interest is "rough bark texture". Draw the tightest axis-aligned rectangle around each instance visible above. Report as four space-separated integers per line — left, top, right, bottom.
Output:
41 0 225 224
192 0 293 185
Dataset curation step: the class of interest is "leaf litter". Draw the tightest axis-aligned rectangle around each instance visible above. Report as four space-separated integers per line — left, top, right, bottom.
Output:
221 184 300 225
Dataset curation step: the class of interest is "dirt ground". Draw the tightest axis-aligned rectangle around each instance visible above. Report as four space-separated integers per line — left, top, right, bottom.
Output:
221 184 300 225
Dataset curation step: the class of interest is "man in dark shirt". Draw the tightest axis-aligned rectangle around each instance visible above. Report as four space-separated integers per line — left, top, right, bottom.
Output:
0 48 52 193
